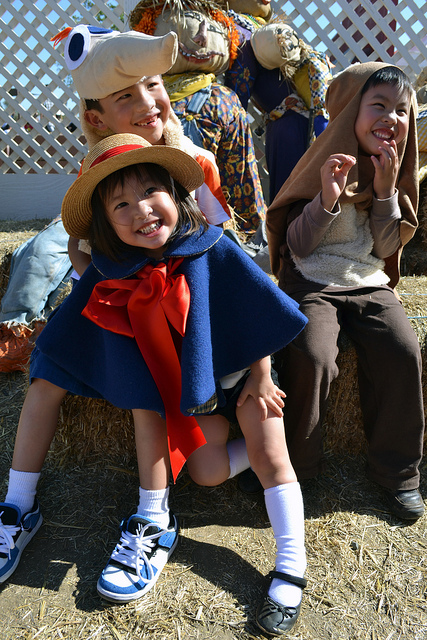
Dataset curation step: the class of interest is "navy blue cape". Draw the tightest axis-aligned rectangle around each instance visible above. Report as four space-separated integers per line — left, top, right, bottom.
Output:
32 226 307 416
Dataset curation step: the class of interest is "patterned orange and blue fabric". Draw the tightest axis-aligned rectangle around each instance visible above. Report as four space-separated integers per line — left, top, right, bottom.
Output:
171 82 266 233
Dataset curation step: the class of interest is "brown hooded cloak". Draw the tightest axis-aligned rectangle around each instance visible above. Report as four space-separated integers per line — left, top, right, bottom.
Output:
266 61 418 288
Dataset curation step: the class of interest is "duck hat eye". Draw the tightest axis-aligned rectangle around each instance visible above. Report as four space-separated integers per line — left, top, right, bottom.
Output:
64 25 112 70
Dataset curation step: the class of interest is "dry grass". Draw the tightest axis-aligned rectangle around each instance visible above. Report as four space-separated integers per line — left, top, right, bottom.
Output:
0 221 426 640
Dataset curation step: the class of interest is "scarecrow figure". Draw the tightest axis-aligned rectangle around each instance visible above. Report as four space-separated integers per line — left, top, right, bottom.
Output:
128 0 266 233
415 68 427 186
224 0 332 203
414 69 427 248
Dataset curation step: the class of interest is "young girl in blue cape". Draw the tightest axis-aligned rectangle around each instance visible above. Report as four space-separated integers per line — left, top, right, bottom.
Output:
0 133 307 636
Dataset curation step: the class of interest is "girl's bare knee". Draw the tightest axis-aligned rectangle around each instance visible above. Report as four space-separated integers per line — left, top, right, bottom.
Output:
187 447 229 487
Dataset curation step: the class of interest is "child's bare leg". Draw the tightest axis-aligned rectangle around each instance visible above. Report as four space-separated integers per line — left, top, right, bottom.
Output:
236 398 296 489
5 378 66 514
237 397 306 631
132 409 171 528
186 414 231 486
12 378 67 472
1 378 66 584
133 409 170 490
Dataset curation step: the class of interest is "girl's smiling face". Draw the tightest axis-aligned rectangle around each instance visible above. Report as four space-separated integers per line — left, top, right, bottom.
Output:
354 82 410 156
105 170 178 259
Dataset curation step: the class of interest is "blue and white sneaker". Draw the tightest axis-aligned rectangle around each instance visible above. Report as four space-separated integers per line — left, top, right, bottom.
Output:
0 499 43 584
97 512 179 603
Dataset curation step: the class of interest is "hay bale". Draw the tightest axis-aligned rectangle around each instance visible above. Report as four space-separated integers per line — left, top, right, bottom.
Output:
55 396 135 466
324 275 427 455
53 276 427 465
0 220 51 299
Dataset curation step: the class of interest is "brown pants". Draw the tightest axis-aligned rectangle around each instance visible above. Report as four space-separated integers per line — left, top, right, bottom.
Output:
279 287 424 491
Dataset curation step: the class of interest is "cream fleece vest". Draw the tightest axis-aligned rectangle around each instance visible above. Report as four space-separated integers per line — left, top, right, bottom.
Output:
292 203 390 287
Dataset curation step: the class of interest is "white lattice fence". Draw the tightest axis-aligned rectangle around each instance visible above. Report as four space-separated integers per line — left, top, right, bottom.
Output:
0 0 426 217
248 0 426 198
275 0 426 75
0 0 123 177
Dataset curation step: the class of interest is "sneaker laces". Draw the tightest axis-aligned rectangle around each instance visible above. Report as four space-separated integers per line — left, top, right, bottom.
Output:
0 513 20 558
111 522 168 585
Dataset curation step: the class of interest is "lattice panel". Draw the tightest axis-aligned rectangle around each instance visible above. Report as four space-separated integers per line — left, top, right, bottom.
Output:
0 0 124 175
272 0 426 76
1 1 426 177
251 0 426 198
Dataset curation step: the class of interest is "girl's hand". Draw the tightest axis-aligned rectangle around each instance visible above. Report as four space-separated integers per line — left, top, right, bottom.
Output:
371 139 398 200
236 369 286 421
320 154 356 212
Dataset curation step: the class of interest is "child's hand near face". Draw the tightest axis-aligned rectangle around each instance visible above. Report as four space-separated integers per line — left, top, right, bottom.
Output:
320 154 357 212
236 357 286 421
370 139 399 200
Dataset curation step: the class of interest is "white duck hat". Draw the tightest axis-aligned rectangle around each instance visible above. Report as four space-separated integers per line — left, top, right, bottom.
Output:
52 24 178 100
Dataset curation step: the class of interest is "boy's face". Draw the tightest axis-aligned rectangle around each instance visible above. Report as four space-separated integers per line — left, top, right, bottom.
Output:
85 76 171 146
354 83 410 156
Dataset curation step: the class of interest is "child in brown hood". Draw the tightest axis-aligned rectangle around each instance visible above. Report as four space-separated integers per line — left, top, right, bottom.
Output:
267 62 424 521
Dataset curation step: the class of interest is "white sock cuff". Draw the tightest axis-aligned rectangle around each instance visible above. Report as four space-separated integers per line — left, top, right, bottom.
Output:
8 468 41 490
138 486 169 511
5 468 40 515
227 438 250 479
264 481 302 500
264 481 305 539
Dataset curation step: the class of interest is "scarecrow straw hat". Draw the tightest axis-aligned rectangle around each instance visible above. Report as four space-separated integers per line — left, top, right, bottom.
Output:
61 133 205 239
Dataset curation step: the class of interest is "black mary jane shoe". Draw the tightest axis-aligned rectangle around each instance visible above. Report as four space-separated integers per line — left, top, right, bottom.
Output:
256 571 307 637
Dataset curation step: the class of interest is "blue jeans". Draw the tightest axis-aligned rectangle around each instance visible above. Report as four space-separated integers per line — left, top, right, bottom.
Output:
0 218 72 325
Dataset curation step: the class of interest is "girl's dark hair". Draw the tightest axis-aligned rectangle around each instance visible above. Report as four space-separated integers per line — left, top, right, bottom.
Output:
361 66 413 98
89 162 208 261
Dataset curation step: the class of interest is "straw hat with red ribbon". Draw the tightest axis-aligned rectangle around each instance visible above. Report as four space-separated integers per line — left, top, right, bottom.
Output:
61 133 205 239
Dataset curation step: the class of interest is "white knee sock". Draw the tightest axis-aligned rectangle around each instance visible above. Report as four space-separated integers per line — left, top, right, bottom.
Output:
5 468 40 516
264 482 306 607
136 487 170 530
227 438 250 479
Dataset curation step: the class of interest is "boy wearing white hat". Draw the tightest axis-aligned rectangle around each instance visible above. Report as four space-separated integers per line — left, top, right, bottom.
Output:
64 24 232 274
0 25 232 370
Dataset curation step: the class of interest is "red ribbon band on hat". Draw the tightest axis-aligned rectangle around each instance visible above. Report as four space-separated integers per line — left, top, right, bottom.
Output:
82 257 206 481
89 144 147 170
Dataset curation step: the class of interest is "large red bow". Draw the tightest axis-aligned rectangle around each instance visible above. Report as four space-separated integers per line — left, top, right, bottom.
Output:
82 258 206 481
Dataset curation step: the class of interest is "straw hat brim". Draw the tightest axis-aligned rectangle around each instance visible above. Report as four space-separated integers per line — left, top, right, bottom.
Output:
61 145 205 239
